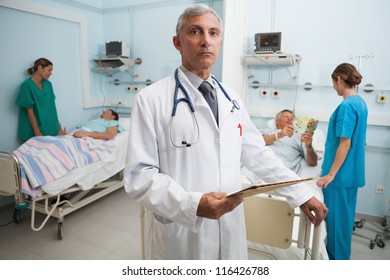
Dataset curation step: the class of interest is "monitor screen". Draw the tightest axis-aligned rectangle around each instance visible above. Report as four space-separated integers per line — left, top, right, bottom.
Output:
106 41 122 57
254 32 281 53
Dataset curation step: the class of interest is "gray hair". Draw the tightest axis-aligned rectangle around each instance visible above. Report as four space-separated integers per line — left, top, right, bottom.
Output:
275 109 294 119
175 4 223 36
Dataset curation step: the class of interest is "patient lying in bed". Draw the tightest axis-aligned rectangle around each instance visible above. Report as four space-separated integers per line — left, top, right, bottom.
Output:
13 110 126 198
72 109 124 140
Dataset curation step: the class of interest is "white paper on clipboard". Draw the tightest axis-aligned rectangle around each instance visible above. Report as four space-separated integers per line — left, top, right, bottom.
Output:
227 177 319 198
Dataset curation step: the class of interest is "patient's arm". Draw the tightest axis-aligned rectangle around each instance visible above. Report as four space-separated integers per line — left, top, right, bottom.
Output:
73 126 118 140
301 132 318 166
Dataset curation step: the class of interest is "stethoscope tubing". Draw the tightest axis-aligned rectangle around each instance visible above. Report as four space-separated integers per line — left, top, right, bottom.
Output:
169 68 240 148
172 69 239 117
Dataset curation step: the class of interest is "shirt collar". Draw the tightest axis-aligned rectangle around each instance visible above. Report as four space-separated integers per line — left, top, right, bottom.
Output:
179 65 215 90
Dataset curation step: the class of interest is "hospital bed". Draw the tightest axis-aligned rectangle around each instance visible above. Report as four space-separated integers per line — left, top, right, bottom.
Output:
241 125 328 260
243 181 328 260
0 118 130 240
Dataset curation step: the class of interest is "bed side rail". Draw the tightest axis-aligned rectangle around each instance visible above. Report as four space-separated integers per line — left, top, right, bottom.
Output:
0 150 28 209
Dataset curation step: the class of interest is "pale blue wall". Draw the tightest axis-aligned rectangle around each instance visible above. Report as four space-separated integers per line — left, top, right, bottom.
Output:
0 0 223 208
98 0 224 108
0 0 389 218
0 0 105 153
246 0 390 218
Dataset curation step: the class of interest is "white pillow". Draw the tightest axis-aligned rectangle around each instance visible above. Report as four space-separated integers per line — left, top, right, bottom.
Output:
118 117 130 130
267 118 277 129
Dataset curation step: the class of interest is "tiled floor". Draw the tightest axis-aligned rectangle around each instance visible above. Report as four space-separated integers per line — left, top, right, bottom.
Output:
0 188 142 260
0 188 389 260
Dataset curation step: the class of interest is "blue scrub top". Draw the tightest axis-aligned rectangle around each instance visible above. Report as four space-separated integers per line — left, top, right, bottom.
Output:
321 95 368 188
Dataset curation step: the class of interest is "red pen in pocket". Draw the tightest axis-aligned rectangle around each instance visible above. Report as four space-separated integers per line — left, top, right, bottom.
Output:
237 123 242 136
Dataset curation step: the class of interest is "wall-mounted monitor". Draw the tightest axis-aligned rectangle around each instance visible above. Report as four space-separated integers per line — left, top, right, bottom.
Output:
254 32 281 53
105 41 129 57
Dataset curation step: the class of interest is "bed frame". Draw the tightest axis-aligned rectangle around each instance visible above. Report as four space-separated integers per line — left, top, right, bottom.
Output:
139 195 324 260
244 194 322 260
0 150 124 240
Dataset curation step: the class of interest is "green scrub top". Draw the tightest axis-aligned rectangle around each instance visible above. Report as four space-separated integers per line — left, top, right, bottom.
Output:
15 77 60 140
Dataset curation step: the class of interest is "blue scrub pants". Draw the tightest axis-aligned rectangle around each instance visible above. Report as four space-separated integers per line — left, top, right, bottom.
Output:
323 186 358 260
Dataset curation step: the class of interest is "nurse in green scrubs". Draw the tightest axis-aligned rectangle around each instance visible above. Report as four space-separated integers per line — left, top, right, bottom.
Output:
15 58 66 141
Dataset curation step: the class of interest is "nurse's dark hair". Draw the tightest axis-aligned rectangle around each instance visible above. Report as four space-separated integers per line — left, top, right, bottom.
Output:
27 58 53 76
175 4 223 36
108 109 119 121
331 63 362 88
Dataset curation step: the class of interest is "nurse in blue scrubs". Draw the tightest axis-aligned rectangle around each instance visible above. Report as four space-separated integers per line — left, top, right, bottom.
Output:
317 63 368 260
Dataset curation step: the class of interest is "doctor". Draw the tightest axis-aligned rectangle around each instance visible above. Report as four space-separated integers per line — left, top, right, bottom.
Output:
125 4 328 259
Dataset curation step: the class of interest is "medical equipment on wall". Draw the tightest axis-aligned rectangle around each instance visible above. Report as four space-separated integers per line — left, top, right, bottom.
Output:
169 68 240 148
254 32 282 53
106 41 130 57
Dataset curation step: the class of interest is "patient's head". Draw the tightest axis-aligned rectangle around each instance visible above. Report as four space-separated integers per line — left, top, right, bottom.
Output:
100 109 119 121
275 109 294 129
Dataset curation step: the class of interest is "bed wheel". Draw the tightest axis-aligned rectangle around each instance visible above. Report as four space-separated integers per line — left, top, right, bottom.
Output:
13 209 21 224
370 240 375 249
377 239 385 248
355 219 365 228
57 222 64 240
382 217 388 227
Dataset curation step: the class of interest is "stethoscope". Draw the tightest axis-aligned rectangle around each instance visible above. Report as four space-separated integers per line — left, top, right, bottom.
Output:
169 68 240 148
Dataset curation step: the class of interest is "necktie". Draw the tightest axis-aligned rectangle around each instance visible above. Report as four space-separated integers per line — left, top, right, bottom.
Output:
199 81 218 123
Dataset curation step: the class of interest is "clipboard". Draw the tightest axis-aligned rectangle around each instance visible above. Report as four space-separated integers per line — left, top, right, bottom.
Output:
227 177 319 198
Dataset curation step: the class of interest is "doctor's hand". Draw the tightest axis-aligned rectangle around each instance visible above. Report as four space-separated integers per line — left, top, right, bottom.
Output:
196 192 243 220
299 196 328 228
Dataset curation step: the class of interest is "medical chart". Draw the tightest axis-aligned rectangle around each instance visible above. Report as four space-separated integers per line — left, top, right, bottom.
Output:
228 177 319 198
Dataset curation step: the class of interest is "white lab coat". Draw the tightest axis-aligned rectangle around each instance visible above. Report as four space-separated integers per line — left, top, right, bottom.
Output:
124 68 315 259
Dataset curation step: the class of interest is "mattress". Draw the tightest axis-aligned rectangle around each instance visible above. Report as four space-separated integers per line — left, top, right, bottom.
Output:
40 129 129 196
16 118 130 199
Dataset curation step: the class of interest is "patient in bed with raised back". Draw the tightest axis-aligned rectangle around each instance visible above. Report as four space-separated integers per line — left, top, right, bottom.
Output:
260 109 318 176
72 109 124 140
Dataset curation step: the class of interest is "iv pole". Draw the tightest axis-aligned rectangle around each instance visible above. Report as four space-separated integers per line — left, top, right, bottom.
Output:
348 53 374 91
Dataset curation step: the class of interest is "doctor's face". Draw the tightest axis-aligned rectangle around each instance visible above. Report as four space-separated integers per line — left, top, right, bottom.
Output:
173 12 222 79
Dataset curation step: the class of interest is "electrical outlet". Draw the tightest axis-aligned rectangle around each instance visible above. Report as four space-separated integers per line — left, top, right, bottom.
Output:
376 185 385 195
133 86 143 93
272 91 280 98
376 94 386 103
111 100 125 106
126 86 133 93
260 90 268 97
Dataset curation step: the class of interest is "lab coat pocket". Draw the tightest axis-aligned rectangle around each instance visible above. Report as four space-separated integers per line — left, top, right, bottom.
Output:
153 213 174 224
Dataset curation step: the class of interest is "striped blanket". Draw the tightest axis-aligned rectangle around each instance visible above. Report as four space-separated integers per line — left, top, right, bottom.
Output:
14 135 115 198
